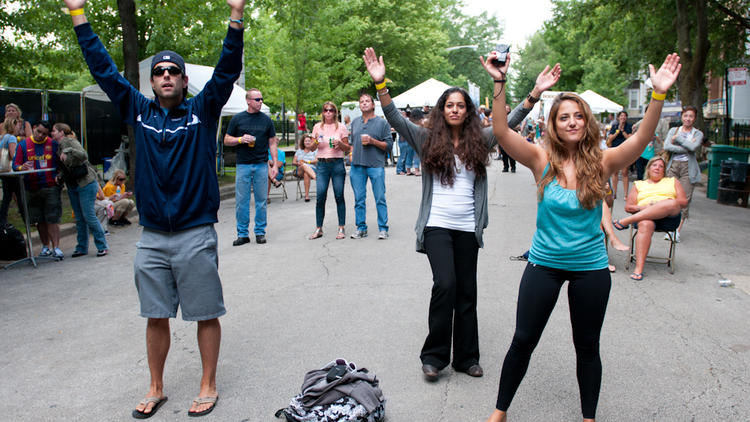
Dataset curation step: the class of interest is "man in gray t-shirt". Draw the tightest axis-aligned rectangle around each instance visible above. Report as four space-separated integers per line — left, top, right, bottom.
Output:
349 93 393 239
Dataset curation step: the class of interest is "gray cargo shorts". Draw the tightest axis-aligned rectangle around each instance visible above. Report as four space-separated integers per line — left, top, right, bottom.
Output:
134 224 226 321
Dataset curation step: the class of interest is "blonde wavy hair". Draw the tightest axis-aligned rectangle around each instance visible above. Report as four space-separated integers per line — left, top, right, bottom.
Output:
538 93 605 209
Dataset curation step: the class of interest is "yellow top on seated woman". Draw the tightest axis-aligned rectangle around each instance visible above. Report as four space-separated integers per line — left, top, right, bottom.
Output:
634 177 677 207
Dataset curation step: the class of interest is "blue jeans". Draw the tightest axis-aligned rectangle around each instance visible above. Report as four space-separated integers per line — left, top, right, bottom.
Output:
350 165 388 232
315 159 346 227
397 141 419 173
235 162 268 237
67 181 108 253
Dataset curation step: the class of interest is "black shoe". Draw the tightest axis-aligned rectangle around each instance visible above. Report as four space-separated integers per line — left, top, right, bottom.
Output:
502 168 509 173
458 364 484 377
109 219 123 226
232 237 250 246
421 364 439 382
255 235 267 244
71 251 86 258
511 168 516 173
119 217 132 225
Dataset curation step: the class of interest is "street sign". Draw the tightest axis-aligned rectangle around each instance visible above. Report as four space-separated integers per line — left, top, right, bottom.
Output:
728 67 747 86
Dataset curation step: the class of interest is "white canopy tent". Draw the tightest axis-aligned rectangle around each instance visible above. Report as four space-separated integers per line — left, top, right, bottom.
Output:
390 78 452 109
525 90 623 123
82 56 268 116
578 90 624 114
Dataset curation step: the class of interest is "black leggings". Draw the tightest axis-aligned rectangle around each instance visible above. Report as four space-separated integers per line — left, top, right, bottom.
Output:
420 226 479 371
495 263 611 419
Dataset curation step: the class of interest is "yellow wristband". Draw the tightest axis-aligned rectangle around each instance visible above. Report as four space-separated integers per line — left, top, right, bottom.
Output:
374 81 387 91
651 91 666 101
69 8 84 16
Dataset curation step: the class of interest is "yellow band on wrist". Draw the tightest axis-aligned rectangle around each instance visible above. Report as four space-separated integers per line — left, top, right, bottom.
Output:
651 91 666 101
374 81 387 91
69 8 84 16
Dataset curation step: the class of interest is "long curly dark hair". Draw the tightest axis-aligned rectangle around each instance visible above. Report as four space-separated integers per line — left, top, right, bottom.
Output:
421 87 488 186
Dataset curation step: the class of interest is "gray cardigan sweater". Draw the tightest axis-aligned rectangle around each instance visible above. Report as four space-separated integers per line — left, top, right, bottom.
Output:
382 101 532 253
663 126 704 184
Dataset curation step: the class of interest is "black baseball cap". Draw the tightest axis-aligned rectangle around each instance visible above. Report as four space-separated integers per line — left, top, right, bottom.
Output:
151 50 186 75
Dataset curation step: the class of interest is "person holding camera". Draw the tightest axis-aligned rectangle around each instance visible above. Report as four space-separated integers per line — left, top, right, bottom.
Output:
363 47 560 382
481 49 681 422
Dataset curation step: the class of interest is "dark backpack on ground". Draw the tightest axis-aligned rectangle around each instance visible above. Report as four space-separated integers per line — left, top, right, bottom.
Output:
275 359 386 422
0 223 27 260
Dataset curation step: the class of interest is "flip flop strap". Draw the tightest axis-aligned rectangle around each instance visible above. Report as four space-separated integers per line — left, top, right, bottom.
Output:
139 396 165 405
193 396 218 405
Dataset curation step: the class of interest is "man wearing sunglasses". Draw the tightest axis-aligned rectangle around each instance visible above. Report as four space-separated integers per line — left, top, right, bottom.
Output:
64 0 246 417
224 88 278 246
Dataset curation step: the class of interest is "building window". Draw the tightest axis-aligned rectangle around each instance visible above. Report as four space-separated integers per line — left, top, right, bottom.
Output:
629 89 640 110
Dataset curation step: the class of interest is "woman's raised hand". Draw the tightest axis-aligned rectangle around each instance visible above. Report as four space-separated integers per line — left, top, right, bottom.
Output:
535 63 561 92
363 48 386 83
63 0 86 10
650 53 681 94
479 51 511 80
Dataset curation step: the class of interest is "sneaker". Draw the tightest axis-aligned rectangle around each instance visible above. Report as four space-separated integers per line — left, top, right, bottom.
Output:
350 230 368 239
72 251 87 258
53 247 64 260
378 231 389 240
39 246 52 257
664 232 681 243
255 235 267 244
119 217 131 225
104 230 111 236
96 249 108 257
232 237 250 246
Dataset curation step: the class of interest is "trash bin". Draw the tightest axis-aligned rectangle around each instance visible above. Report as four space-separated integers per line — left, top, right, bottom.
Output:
706 145 750 199
717 159 750 207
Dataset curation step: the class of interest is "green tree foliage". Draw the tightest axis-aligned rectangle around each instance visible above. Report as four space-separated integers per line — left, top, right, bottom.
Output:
1 0 509 115
439 5 504 107
538 0 749 129
511 31 554 102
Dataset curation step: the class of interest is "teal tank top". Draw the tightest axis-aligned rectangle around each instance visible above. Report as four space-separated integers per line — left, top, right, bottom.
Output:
528 166 608 271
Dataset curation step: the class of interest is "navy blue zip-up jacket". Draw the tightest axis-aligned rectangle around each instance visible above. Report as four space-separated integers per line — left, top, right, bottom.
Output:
74 23 243 232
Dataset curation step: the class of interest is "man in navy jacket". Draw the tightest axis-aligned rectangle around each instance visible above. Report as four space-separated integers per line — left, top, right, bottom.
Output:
64 0 245 417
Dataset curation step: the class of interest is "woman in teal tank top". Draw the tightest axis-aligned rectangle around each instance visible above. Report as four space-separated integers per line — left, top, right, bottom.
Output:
481 52 682 422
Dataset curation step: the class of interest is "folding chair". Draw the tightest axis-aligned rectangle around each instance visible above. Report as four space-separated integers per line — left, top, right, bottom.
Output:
293 169 316 201
625 212 680 274
268 171 288 202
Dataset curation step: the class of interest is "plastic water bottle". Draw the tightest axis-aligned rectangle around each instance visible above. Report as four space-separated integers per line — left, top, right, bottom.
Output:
116 186 122 196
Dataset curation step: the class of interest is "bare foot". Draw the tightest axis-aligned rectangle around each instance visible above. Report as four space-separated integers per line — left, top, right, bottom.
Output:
486 410 507 422
189 386 218 414
134 386 165 415
610 236 629 251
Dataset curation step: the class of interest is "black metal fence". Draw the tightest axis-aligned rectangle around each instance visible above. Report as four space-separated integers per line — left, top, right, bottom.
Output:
706 119 750 149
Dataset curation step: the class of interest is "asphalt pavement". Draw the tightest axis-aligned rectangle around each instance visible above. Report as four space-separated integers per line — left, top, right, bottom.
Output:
1 159 749 421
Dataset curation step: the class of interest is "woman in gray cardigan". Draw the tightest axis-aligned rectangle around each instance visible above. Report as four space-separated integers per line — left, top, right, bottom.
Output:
52 123 108 257
363 47 560 382
663 105 703 241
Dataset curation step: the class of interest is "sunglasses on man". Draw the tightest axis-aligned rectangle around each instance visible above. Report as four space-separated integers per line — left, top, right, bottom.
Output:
152 65 182 77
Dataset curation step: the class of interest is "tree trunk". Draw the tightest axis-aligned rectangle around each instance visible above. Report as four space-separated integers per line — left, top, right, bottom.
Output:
675 0 709 135
118 0 139 190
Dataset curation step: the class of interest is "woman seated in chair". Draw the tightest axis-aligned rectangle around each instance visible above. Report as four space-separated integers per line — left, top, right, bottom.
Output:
613 156 687 280
293 133 317 202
